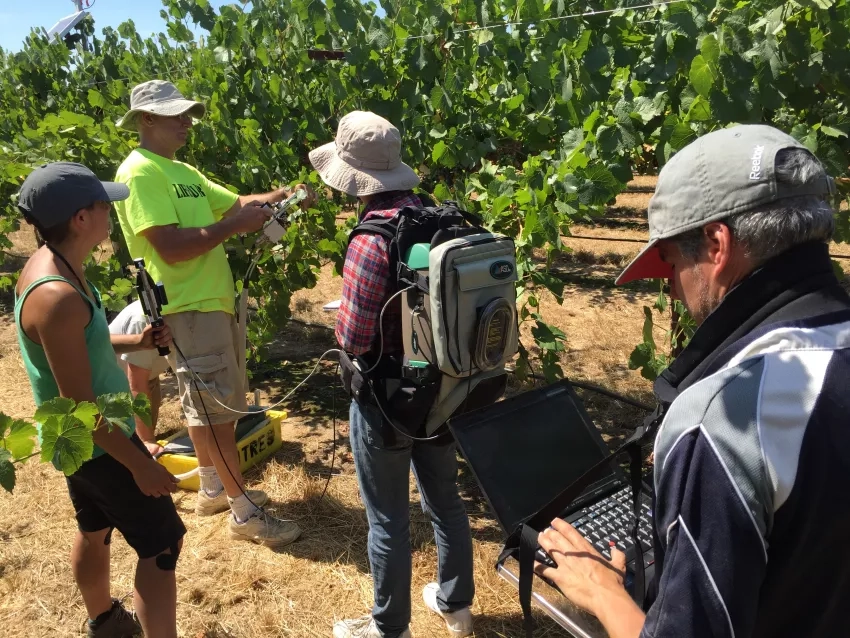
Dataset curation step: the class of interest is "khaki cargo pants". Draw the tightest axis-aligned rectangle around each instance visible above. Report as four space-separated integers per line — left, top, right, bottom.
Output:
164 310 247 426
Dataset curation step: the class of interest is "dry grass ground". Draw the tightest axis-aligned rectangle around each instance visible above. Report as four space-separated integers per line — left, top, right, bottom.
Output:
0 181 847 637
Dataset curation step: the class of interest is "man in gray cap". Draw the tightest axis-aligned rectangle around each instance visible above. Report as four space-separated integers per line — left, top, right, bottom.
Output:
113 80 313 547
535 125 850 637
16 162 184 637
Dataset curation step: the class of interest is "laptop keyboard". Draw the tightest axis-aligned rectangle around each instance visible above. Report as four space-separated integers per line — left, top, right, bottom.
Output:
537 486 655 570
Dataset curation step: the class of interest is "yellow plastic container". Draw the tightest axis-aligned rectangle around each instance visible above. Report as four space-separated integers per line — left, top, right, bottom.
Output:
156 409 286 491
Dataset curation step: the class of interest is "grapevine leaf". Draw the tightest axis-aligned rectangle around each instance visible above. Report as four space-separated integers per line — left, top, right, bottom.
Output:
820 125 847 139
429 125 447 138
561 129 585 158
0 449 14 493
34 397 76 424
529 59 550 88
561 75 573 101
432 141 447 163
540 351 565 382
642 306 656 349
791 122 818 153
504 94 524 111
628 341 652 372
585 44 609 73
596 125 618 154
40 415 94 476
686 96 712 122
87 89 106 109
700 35 720 69
577 164 621 206
132 394 152 428
0 416 37 460
530 269 565 301
96 393 134 435
73 402 100 430
689 55 715 98
475 29 494 45
491 195 512 216
816 139 848 177
430 85 444 111
633 96 661 123
433 183 451 202
531 320 566 352
654 286 669 313
670 122 698 151
417 43 427 71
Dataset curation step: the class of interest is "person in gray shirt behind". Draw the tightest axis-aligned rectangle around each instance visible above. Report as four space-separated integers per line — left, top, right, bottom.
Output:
109 300 171 456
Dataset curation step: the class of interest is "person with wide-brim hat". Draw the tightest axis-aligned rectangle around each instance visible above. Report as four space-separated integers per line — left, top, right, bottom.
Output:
308 110 421 197
310 111 476 638
112 79 314 548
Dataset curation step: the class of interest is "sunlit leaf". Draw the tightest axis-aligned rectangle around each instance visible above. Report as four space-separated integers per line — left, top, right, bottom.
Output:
0 415 37 459
96 393 134 435
40 415 94 476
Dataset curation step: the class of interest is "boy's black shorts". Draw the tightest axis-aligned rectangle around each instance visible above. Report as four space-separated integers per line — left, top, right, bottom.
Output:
66 433 186 559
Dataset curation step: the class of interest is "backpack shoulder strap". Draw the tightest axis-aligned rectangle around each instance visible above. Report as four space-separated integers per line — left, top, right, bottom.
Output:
348 217 400 245
345 214 411 298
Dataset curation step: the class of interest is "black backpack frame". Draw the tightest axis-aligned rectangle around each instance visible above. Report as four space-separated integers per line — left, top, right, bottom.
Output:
339 199 508 440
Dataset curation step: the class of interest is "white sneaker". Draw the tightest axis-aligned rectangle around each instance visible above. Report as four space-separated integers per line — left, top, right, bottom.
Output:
228 511 302 548
196 488 269 516
423 583 473 637
332 615 411 638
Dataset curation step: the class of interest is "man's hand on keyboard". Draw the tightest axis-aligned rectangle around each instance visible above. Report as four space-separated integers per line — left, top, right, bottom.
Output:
535 518 646 638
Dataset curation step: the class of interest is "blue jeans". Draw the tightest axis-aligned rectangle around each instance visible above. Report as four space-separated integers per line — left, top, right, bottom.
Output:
349 400 475 637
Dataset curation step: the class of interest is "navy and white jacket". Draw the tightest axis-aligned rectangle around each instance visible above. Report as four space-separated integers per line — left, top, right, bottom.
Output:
641 242 850 638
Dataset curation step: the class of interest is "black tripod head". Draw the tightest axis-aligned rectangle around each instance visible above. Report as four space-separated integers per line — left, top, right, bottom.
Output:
133 258 170 356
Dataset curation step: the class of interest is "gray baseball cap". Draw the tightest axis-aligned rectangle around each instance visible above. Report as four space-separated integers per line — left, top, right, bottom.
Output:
116 80 205 131
17 162 130 229
616 124 835 285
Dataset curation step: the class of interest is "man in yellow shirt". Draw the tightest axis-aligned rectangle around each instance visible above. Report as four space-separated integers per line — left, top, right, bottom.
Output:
114 80 311 547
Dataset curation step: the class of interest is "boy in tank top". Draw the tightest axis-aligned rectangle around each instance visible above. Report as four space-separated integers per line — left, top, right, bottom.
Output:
15 162 185 638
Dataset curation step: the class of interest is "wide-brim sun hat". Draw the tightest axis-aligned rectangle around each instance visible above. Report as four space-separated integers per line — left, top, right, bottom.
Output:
116 79 206 131
308 111 420 197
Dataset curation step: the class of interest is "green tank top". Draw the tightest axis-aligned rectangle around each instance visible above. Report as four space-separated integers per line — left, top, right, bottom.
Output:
15 275 135 469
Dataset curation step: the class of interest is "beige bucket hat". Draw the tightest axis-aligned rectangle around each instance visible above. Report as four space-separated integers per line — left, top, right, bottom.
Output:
308 111 420 197
116 80 206 131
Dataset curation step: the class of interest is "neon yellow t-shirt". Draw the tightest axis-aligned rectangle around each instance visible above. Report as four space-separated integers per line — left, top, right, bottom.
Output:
113 149 239 316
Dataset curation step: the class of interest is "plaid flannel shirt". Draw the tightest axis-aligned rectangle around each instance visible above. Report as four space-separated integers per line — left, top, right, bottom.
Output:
336 191 423 356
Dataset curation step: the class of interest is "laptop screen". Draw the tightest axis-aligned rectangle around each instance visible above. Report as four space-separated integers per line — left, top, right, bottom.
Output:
449 380 620 534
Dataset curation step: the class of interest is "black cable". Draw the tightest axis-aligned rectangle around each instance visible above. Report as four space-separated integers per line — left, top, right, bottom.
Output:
46 244 101 309
173 338 342 508
371 381 448 442
507 365 654 413
171 339 267 516
317 363 339 503
568 380 654 413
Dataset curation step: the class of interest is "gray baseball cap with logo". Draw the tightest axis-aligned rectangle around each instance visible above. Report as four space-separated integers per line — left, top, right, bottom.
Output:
116 80 205 131
17 162 130 229
616 124 835 285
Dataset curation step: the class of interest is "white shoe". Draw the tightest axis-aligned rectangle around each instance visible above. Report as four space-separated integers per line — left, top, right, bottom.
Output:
332 615 411 638
196 488 268 516
423 583 473 637
229 511 302 548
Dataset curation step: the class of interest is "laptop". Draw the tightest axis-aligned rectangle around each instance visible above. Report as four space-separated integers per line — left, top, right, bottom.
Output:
448 379 655 603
